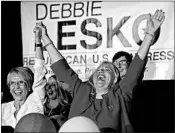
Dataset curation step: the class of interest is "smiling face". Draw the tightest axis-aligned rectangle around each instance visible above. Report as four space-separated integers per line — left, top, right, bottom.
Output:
113 56 129 79
92 62 119 93
46 77 59 100
9 73 29 102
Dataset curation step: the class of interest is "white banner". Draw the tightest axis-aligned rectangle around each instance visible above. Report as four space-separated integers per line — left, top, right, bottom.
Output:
21 1 174 80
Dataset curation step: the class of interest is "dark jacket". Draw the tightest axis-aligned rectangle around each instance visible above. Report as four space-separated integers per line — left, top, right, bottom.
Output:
51 54 146 132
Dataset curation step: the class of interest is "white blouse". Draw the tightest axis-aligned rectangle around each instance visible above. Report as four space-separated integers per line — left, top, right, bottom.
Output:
1 58 47 128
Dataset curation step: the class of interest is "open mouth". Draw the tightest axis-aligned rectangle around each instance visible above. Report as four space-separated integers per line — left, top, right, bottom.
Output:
48 91 53 95
14 90 22 95
97 75 105 81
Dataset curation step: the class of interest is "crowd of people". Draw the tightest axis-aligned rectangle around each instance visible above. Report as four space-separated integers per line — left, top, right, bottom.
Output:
1 9 165 132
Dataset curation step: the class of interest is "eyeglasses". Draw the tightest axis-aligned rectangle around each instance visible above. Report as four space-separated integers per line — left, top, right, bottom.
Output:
9 80 26 88
113 60 128 67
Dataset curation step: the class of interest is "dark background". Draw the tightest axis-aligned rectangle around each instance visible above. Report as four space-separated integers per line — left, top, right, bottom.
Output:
1 1 174 132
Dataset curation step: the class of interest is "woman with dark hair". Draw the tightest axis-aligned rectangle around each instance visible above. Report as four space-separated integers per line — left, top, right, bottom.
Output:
44 75 72 130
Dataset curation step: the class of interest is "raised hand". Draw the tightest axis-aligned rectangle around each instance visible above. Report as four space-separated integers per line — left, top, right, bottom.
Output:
35 22 48 37
146 9 165 35
34 23 42 44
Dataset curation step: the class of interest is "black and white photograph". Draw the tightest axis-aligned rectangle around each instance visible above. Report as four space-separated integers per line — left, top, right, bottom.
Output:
1 1 174 132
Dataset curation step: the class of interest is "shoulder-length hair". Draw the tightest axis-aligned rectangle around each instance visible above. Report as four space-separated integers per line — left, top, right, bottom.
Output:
47 75 72 107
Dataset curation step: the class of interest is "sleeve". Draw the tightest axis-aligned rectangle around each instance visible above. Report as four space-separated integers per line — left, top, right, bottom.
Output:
119 54 147 101
50 58 83 98
1 103 5 125
32 58 47 103
1 102 13 126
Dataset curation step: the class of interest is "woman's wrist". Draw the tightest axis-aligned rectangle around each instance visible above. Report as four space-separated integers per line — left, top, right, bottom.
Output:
42 34 52 46
145 32 154 38
35 36 42 44
35 43 42 47
146 29 155 36
35 40 42 44
144 32 154 44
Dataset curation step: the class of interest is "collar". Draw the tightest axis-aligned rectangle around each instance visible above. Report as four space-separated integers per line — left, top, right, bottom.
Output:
95 91 108 99
14 100 25 111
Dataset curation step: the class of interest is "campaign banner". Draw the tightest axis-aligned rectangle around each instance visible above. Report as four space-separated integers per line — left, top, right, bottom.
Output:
21 1 174 80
